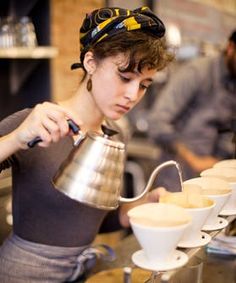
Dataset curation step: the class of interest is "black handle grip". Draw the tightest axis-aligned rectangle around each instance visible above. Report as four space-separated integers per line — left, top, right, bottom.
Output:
27 119 80 148
67 119 80 134
27 137 43 148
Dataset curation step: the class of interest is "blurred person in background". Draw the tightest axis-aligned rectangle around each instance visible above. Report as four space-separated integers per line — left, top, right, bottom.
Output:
147 30 236 191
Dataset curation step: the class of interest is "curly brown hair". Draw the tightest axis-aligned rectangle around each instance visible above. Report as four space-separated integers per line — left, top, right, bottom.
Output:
80 30 173 79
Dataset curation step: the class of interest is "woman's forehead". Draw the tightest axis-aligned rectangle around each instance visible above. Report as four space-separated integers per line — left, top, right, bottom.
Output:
102 58 157 81
102 53 157 73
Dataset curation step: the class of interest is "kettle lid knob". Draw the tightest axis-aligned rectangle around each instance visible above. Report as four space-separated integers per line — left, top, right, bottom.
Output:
101 125 119 138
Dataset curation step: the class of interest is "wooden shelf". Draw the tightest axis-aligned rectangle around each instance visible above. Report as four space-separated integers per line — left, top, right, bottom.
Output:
0 0 52 119
0 46 58 59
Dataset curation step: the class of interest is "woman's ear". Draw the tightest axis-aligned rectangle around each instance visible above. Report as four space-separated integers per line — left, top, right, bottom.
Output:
83 51 97 74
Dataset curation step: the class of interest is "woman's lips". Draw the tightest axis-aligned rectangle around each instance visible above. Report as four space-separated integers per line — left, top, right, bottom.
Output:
116 104 130 113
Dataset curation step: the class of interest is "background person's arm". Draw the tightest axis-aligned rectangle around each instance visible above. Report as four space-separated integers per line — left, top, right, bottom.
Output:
148 63 200 146
174 142 219 173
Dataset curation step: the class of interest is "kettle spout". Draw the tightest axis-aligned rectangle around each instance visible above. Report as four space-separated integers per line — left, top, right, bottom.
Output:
120 160 183 203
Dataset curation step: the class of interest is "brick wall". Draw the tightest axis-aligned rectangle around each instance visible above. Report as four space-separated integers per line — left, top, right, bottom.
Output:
155 0 236 45
50 0 104 101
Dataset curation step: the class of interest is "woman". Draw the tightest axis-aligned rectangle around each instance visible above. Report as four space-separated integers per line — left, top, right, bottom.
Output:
0 6 172 283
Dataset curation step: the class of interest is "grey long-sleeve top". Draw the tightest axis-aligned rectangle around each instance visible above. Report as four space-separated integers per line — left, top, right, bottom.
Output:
0 108 127 247
147 54 236 157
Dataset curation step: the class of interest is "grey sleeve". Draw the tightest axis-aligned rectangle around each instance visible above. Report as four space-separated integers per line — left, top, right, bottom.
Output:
0 109 31 136
0 108 31 171
147 62 202 145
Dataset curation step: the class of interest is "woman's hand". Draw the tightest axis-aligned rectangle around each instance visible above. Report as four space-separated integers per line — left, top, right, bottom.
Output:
12 102 82 150
145 186 167 202
119 187 167 228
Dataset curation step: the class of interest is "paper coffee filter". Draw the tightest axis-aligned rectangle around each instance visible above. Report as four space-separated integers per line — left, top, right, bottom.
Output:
184 177 231 195
213 159 236 169
128 203 191 227
160 190 213 208
183 183 202 195
201 167 236 183
160 192 188 208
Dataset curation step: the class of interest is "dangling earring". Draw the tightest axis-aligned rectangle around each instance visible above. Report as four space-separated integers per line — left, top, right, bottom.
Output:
86 75 92 92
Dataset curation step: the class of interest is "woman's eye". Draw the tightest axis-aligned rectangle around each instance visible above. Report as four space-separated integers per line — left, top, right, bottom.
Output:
140 84 149 90
119 74 131 82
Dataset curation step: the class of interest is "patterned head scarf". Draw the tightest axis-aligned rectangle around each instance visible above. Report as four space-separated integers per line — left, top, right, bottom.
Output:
71 6 165 70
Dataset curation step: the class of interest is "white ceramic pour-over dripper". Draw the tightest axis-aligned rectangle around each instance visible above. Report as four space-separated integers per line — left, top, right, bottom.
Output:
178 203 215 247
201 167 236 214
201 193 230 230
128 203 191 271
220 182 236 214
184 177 231 231
159 187 215 248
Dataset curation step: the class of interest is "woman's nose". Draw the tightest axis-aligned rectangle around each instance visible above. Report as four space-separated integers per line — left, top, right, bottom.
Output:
124 83 139 102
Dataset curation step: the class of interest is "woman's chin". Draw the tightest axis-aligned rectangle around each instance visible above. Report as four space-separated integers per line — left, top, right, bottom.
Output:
105 111 124 121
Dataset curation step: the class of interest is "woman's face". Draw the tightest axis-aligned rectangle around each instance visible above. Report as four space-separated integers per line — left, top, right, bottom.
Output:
90 53 156 120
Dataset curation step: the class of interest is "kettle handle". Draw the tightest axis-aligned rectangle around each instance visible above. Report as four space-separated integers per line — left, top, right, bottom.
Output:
119 160 182 203
28 119 80 148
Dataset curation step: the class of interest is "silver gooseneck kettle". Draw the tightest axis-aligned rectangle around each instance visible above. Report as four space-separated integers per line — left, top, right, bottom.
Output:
51 122 181 210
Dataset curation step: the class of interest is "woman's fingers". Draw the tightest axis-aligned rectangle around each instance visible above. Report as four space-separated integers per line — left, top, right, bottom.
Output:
14 102 83 149
40 103 82 137
46 102 82 130
34 125 52 147
41 117 62 143
146 187 167 202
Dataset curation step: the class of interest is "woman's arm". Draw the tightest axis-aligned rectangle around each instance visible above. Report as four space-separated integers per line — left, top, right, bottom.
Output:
0 102 81 164
0 133 22 164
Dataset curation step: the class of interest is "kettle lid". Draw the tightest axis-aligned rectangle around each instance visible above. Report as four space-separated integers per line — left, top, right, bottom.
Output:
88 125 125 149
